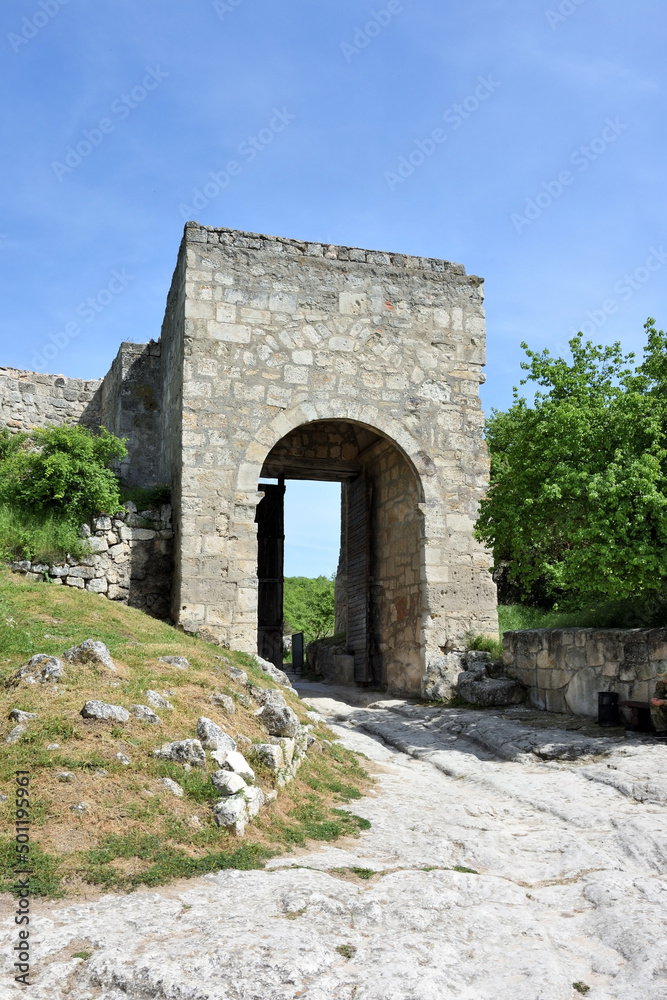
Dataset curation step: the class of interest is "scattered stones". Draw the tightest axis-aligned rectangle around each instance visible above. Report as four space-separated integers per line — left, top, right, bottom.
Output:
116 752 131 765
70 802 89 815
8 709 38 722
159 777 184 798
253 654 293 689
211 693 235 715
237 693 253 709
64 639 116 672
95 768 108 776
243 785 264 818
57 772 75 782
80 701 130 723
0 793 7 803
196 717 236 753
236 733 252 747
306 710 324 726
158 656 190 670
213 795 247 835
227 666 248 686
131 705 162 725
213 750 255 783
46 743 60 750
257 699 300 739
5 724 26 744
12 654 65 685
152 739 206 767
146 690 173 711
211 770 248 796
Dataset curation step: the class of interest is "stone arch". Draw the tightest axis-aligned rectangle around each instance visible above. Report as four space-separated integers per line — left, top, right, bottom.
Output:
234 402 444 694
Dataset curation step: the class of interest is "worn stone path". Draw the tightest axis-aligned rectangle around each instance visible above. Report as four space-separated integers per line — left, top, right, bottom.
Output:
2 679 666 1000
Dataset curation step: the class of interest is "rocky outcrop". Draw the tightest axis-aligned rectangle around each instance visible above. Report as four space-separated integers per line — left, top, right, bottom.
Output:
80 701 131 723
11 654 65 685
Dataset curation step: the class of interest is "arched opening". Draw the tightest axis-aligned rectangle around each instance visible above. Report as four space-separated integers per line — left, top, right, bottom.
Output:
255 419 425 694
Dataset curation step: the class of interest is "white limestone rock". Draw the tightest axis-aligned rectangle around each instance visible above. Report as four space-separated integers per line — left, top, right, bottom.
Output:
253 654 294 689
211 693 235 715
152 739 206 767
212 749 255 783
14 654 65 685
159 777 184 797
421 652 464 701
159 656 190 669
8 709 38 722
64 639 116 672
132 704 162 724
227 666 248 685
212 794 247 834
80 700 130 723
251 743 284 771
146 690 173 711
196 717 236 753
5 724 26 744
257 700 300 739
116 752 131 765
211 770 248 796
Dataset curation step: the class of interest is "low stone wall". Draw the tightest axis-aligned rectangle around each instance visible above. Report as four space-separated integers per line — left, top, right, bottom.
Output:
10 503 173 620
0 367 102 432
503 628 667 717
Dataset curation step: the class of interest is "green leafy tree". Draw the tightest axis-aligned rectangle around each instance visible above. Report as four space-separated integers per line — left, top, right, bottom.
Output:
283 576 336 643
475 319 667 605
0 424 127 524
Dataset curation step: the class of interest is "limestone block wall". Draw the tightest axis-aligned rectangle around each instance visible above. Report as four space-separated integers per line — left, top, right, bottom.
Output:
98 342 163 486
9 504 173 619
166 222 498 686
0 367 102 433
503 628 667 717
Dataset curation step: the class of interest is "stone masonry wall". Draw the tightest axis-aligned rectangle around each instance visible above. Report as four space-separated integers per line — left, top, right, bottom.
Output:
0 367 102 433
365 440 423 695
167 222 498 688
10 503 173 620
503 628 667 717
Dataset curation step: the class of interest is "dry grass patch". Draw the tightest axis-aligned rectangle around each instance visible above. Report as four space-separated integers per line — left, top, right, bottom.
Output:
0 570 373 897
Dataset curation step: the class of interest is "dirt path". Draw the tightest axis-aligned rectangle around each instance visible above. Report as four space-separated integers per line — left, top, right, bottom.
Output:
2 679 666 999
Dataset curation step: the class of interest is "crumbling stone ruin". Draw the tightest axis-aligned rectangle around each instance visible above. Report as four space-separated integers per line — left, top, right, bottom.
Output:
0 224 498 696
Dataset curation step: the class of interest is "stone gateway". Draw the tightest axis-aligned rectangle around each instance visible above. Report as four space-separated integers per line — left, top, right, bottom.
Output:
0 224 498 696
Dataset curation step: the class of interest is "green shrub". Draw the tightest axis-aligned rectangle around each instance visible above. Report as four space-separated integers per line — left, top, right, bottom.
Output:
0 424 126 524
0 505 85 563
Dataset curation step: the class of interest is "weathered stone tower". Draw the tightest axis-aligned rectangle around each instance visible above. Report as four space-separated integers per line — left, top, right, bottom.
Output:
0 223 498 696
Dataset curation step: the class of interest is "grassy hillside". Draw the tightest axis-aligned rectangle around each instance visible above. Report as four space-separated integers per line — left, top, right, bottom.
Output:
0 570 371 897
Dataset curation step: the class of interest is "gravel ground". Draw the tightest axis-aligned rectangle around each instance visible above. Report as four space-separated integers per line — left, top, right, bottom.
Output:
1 678 666 1000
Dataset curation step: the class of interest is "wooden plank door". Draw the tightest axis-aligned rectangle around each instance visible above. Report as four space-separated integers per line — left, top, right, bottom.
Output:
256 482 285 669
347 473 372 683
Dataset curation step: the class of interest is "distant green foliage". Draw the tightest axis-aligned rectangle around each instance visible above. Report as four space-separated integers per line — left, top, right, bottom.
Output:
0 424 126 524
476 320 667 607
465 632 503 660
283 575 336 643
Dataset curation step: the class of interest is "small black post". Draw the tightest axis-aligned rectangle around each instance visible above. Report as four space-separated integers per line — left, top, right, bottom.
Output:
598 691 619 727
292 633 304 671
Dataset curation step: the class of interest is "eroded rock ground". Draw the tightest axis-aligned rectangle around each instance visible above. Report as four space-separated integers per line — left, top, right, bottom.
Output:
2 677 666 1000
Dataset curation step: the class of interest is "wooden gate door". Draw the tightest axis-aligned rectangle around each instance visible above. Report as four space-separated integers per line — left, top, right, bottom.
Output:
256 482 285 669
347 473 372 683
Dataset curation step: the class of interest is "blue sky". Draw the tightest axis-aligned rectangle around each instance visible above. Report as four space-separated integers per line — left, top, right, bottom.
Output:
2 0 665 575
